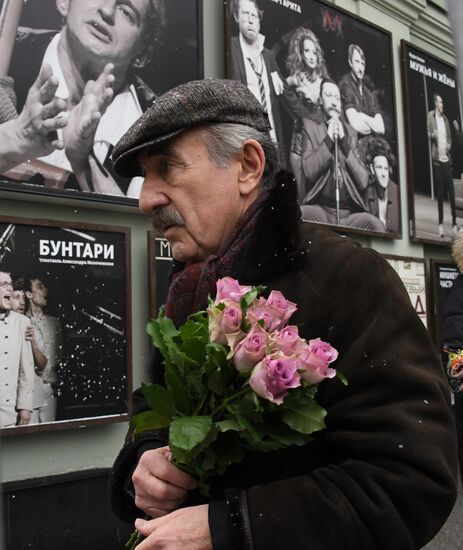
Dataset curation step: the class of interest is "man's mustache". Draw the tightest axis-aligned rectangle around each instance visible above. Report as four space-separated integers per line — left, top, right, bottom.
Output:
150 207 185 237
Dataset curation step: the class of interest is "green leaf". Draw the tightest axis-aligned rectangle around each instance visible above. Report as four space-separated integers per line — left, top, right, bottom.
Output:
216 418 243 433
169 416 217 463
164 362 192 415
130 409 170 433
140 383 174 418
146 315 178 356
281 394 327 435
336 371 348 386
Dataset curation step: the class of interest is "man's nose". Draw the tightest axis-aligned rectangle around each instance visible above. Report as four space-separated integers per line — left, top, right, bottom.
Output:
139 178 170 214
99 0 117 24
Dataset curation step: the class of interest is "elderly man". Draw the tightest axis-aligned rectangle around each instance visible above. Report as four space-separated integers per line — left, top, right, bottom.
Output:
0 270 34 427
8 0 166 197
299 78 384 231
109 79 457 549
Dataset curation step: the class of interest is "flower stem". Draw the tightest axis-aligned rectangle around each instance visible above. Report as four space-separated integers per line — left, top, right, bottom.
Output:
125 514 150 549
210 385 250 418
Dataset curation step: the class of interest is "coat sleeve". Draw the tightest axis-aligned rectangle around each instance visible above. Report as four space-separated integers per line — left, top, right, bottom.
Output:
232 247 458 550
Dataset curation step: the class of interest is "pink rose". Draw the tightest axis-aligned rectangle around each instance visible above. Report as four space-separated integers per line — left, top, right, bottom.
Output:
296 338 338 385
270 325 303 356
215 277 252 304
266 290 297 325
249 354 301 405
232 323 269 372
208 300 242 344
246 297 283 332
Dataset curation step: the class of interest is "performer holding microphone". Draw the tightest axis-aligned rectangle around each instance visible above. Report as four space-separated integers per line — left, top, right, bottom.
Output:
299 79 383 230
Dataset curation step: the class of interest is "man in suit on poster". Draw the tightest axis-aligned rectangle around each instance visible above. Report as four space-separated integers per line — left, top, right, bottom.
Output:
0 270 34 428
230 0 285 163
427 93 458 237
7 0 167 197
365 138 400 234
299 79 384 231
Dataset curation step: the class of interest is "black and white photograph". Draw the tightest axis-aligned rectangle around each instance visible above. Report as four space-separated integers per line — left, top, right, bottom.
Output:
401 41 463 245
384 255 429 328
0 217 131 435
225 0 400 237
430 258 459 347
0 0 203 205
148 234 172 319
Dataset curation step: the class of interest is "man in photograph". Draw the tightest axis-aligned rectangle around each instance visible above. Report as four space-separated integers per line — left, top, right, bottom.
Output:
25 274 62 423
299 78 384 231
230 0 285 161
365 138 400 233
338 44 385 141
427 93 458 237
0 270 34 428
8 0 167 197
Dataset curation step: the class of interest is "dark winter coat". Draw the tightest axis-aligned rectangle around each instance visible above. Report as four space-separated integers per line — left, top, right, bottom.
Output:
110 172 457 550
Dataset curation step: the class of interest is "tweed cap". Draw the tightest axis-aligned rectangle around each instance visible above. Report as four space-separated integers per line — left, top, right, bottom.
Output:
112 78 271 177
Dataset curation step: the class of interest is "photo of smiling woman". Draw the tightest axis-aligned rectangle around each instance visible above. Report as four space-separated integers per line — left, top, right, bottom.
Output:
0 0 202 204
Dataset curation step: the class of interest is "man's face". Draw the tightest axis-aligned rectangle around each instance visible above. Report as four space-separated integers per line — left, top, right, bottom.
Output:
435 95 444 114
11 290 26 315
349 48 365 81
139 128 254 264
28 279 48 309
302 39 318 70
371 155 390 189
321 82 341 118
0 272 12 312
236 0 260 44
63 0 150 69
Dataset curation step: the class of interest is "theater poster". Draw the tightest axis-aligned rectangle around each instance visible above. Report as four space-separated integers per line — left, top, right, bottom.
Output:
385 255 429 329
401 40 463 245
225 0 400 238
0 0 203 205
0 217 131 435
430 259 459 347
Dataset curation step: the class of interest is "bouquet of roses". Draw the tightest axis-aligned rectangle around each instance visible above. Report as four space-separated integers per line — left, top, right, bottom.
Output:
127 277 344 548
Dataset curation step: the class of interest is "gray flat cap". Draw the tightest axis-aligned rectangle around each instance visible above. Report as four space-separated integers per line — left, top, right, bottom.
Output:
112 78 271 177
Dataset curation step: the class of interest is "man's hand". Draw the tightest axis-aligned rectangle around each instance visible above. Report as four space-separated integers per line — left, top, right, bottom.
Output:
132 446 198 518
63 63 115 166
17 409 32 425
25 325 36 343
135 504 212 550
327 117 344 141
13 62 67 158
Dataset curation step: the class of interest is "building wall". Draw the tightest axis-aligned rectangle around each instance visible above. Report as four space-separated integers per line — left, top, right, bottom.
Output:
0 0 456 494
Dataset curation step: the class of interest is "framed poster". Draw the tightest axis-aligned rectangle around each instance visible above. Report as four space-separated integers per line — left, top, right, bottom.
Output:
430 259 459 347
0 0 203 206
148 234 172 319
0 217 131 435
384 255 429 328
401 40 463 245
225 0 401 238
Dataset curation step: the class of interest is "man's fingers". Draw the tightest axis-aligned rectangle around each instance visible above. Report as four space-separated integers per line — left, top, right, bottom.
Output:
31 63 54 92
41 99 66 121
42 114 67 132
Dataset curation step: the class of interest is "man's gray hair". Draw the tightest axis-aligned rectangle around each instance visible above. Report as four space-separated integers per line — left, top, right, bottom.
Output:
201 123 279 189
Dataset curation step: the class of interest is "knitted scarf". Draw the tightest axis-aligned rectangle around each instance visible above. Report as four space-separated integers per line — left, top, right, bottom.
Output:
165 190 270 327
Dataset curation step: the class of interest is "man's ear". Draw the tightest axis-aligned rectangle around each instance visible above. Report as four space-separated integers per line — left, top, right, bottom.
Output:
237 139 266 197
55 0 69 17
25 290 32 300
369 163 374 176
